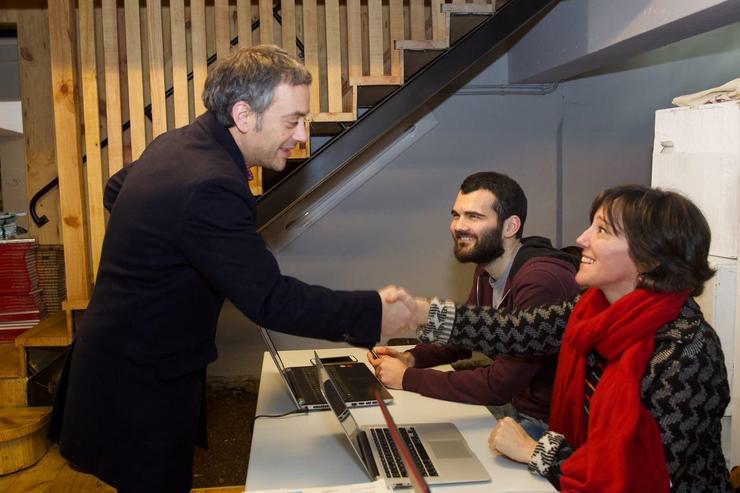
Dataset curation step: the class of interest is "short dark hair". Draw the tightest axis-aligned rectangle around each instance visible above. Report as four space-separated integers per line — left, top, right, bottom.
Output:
202 44 312 127
459 172 527 239
591 185 715 296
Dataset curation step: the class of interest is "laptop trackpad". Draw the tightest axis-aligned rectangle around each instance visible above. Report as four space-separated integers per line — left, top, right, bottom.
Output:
428 440 472 459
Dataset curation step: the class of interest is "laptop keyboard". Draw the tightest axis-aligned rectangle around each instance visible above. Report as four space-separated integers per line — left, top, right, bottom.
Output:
371 427 439 478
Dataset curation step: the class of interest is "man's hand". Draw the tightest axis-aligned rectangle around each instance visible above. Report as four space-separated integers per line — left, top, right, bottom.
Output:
369 355 410 389
367 346 415 367
414 297 431 327
378 285 416 339
488 417 537 463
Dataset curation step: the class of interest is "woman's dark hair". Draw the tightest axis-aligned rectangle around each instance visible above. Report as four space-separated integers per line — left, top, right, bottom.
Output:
591 185 715 296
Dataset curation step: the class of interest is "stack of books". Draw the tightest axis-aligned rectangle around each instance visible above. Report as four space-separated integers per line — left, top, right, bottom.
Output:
0 213 18 240
36 244 66 313
0 239 46 341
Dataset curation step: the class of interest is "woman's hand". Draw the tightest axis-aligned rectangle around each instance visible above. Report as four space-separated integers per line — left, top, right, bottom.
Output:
488 417 538 463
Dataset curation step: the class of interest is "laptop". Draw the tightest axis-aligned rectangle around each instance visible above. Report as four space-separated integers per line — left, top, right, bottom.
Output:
259 327 393 411
315 351 491 488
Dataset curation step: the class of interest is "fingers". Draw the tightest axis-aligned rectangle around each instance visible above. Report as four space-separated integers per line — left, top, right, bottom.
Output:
373 357 407 389
379 286 418 339
488 417 537 463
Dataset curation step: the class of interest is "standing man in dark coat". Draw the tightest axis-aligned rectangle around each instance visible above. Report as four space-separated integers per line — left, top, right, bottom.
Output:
49 45 415 493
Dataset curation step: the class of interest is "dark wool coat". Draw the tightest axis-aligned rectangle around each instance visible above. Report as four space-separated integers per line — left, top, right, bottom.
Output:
49 111 381 493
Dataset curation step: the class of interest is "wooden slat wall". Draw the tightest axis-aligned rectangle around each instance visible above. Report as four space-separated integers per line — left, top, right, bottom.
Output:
45 0 501 302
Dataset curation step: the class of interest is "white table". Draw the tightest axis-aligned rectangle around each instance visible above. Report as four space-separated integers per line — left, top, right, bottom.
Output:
245 347 555 492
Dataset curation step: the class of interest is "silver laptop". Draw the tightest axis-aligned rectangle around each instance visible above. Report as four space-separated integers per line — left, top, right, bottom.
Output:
259 327 392 411
315 351 491 487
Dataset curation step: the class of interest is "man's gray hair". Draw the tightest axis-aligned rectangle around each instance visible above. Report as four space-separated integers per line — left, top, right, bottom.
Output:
202 44 312 127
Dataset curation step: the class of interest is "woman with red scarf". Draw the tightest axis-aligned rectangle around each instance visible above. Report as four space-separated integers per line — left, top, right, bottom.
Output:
413 185 731 492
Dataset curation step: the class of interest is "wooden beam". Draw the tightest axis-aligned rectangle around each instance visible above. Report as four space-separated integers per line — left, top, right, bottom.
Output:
325 0 342 113
367 0 383 76
102 0 124 174
237 0 253 49
146 0 168 138
78 0 106 280
191 0 208 116
48 0 91 302
124 0 147 159
170 0 190 128
259 0 274 44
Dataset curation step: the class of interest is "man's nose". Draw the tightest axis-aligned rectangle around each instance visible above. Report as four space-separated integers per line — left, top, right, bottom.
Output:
294 120 308 143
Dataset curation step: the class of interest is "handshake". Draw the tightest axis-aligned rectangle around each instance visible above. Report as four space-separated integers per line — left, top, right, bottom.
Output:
377 285 431 340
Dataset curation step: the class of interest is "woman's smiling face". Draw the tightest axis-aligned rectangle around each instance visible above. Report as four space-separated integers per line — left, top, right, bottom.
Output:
575 206 640 304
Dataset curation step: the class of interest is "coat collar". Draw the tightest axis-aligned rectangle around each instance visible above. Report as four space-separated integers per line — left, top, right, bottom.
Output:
195 111 249 180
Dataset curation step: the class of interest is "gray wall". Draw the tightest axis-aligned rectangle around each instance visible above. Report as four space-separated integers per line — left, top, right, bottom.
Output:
209 21 740 379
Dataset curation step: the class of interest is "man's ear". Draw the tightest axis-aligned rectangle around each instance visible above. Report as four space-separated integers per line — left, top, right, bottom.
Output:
230 101 253 133
502 215 522 239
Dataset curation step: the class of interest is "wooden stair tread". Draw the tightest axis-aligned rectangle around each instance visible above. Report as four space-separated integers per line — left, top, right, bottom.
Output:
350 75 404 86
0 407 52 441
0 344 23 378
395 39 449 51
15 312 70 348
441 3 495 14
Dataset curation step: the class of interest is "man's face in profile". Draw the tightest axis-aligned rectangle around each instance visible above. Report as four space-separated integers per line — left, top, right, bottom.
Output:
450 189 505 265
243 83 310 172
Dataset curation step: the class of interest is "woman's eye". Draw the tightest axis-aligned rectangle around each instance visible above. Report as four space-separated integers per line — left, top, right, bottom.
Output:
597 226 608 234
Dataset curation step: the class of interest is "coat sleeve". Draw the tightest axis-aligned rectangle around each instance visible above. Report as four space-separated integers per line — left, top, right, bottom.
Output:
104 164 132 211
178 176 382 347
403 355 544 405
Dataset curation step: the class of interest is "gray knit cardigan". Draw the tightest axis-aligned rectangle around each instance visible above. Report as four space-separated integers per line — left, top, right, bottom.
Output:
418 296 731 492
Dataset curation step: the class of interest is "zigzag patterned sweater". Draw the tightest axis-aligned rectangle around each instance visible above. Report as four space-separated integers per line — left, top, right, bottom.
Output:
419 296 731 492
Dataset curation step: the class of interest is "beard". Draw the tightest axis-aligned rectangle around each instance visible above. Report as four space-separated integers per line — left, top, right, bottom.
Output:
453 224 505 264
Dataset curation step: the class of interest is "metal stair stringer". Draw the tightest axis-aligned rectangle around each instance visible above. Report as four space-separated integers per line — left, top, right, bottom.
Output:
256 0 559 232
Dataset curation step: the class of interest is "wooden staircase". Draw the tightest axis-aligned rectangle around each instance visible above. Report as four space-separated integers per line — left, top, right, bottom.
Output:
0 312 69 475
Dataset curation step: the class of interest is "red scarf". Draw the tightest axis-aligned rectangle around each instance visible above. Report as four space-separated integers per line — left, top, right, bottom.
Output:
549 288 687 492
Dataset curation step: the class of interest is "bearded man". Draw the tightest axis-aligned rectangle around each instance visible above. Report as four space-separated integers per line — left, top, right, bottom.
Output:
369 172 581 439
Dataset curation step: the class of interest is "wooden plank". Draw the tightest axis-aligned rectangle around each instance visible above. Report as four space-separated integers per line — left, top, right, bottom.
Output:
170 0 189 128
17 8 61 245
191 0 208 116
237 0 253 49
102 0 124 174
0 378 27 408
367 0 383 76
410 0 425 39
49 0 91 302
215 0 231 62
395 39 448 50
389 0 404 77
324 0 342 113
346 0 361 78
282 0 297 57
258 0 274 44
146 0 168 138
124 0 146 159
302 0 320 114
15 312 71 349
442 3 495 13
0 344 22 379
0 444 67 492
431 0 447 40
78 0 106 280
